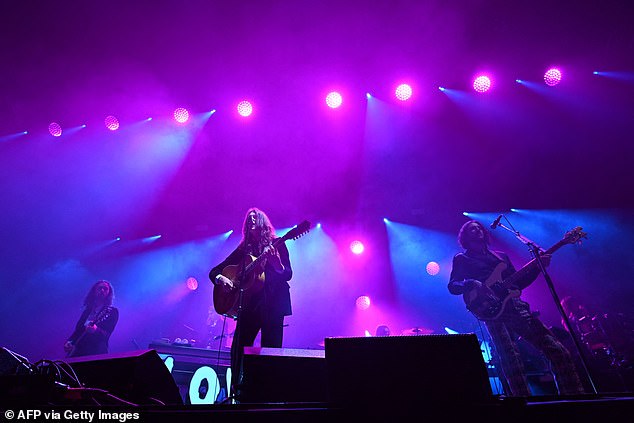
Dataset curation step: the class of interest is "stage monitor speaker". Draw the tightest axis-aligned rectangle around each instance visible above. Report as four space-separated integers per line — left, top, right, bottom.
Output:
240 347 328 403
66 349 183 405
325 333 493 407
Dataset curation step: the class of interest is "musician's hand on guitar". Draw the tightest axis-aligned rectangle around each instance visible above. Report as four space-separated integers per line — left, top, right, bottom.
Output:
85 323 98 333
264 245 284 273
215 274 234 290
63 341 73 353
464 279 483 290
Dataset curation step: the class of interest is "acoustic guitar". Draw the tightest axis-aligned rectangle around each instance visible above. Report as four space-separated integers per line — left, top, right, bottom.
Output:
213 220 311 318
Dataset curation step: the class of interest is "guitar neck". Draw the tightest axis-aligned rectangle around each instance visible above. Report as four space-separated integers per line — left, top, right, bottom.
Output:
243 237 286 274
505 239 569 287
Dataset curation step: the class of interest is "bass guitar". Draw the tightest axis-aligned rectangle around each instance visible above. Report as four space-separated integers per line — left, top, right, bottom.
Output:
213 220 311 318
464 226 587 321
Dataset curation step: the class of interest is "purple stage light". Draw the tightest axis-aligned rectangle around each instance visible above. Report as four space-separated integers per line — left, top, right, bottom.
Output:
473 75 492 93
104 115 119 131
174 107 190 123
356 295 371 310
48 122 62 137
237 100 253 117
186 277 198 291
426 261 440 276
325 91 343 109
350 240 365 255
395 83 413 101
544 68 562 86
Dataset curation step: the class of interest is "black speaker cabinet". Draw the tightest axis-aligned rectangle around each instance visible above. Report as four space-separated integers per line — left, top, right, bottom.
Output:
325 333 493 407
66 349 183 405
240 347 328 403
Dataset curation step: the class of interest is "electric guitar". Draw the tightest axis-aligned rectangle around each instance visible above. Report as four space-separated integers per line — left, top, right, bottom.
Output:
66 306 114 357
464 226 587 321
213 220 311 318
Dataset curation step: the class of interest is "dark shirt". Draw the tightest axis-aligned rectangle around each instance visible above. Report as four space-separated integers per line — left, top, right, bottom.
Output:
67 305 119 357
209 240 293 317
448 249 540 319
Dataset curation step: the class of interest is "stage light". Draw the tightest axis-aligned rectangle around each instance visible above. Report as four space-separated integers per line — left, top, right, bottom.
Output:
395 83 413 101
473 75 492 93
48 122 62 137
104 115 119 131
544 68 562 86
516 79 523 84
174 107 190 123
237 100 253 117
355 295 371 310
438 87 446 91
350 240 365 255
426 261 440 276
325 91 343 109
186 277 198 291
366 93 372 99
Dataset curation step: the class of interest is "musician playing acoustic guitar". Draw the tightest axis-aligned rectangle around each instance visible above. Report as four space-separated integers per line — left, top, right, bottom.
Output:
64 280 119 358
448 220 584 397
209 207 293 399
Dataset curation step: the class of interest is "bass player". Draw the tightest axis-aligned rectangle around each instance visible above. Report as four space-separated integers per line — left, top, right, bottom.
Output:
448 219 584 397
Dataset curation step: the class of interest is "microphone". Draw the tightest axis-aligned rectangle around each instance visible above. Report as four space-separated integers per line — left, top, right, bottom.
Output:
490 214 503 229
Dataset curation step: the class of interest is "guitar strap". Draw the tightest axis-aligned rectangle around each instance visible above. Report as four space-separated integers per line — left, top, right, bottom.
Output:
488 249 505 263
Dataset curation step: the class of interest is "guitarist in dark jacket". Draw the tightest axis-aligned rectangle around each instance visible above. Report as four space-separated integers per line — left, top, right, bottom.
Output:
64 280 119 358
209 207 293 399
448 220 584 397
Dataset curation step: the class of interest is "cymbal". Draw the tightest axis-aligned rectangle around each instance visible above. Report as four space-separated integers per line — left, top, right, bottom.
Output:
401 327 434 336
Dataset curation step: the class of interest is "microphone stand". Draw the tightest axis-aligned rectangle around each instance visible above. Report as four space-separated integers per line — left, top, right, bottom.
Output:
229 221 250 402
495 217 598 395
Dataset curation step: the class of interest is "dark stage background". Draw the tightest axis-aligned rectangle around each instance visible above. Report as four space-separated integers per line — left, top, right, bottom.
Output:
1 1 633 378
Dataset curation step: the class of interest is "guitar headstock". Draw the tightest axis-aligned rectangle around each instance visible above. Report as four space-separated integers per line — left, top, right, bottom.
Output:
283 220 311 241
563 226 588 245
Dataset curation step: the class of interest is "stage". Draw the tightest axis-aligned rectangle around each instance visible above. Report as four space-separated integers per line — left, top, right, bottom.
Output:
3 334 634 421
3 395 634 422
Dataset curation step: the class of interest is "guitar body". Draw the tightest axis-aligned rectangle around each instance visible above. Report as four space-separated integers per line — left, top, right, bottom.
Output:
211 220 312 319
463 262 521 321
67 306 113 357
213 255 265 319
462 226 587 321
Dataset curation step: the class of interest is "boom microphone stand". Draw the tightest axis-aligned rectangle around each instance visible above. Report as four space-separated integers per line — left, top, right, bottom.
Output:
493 215 598 395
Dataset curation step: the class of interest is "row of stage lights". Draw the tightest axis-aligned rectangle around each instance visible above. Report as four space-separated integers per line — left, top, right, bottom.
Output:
14 67 606 138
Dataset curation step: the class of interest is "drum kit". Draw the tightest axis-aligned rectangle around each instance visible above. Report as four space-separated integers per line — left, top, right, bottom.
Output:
400 327 434 336
575 312 634 368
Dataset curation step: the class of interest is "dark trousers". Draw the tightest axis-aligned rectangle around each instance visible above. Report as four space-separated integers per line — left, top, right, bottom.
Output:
230 303 284 397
